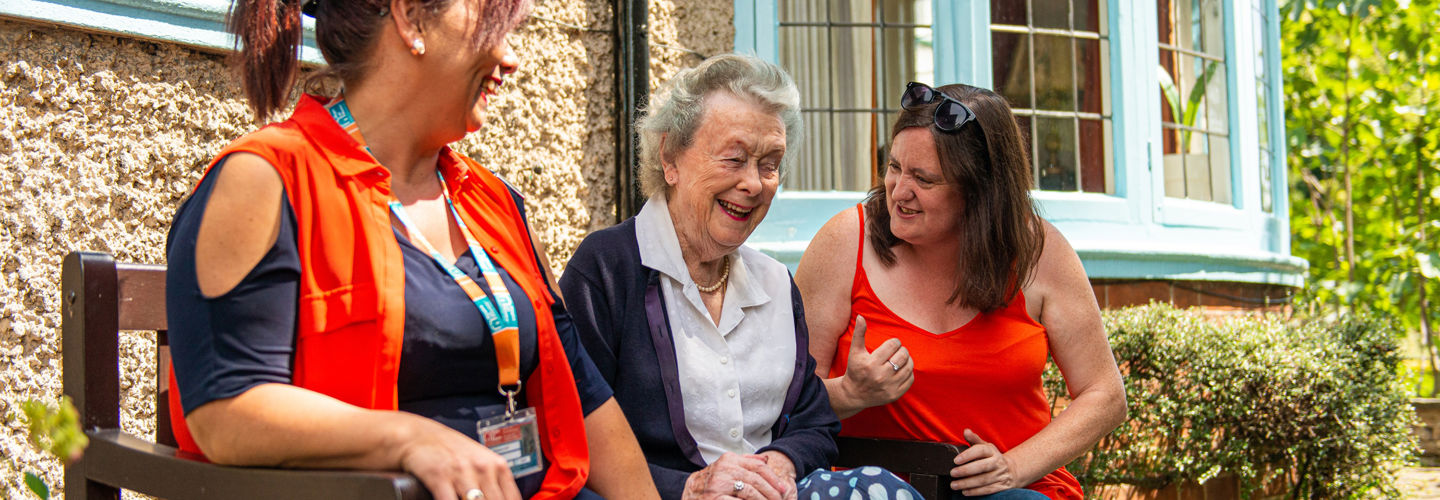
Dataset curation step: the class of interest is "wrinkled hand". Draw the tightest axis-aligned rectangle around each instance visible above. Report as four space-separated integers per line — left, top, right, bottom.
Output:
840 316 914 408
397 417 521 500
950 429 1020 496
682 452 790 500
751 451 798 500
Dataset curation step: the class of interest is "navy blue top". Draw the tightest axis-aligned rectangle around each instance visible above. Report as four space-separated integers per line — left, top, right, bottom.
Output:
560 218 841 500
165 159 612 496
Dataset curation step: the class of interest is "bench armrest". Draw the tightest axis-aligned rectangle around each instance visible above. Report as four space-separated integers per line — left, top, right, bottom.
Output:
80 429 432 500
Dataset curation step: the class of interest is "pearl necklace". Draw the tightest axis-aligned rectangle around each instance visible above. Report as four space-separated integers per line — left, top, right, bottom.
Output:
695 256 731 294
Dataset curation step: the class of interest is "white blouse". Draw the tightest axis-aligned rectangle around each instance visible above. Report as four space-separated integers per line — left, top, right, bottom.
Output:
634 196 797 464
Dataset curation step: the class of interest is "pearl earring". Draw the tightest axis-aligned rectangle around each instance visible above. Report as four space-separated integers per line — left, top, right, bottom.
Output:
410 38 426 56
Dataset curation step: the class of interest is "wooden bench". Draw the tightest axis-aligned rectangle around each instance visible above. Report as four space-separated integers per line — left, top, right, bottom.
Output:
61 251 430 500
60 250 962 499
834 437 966 499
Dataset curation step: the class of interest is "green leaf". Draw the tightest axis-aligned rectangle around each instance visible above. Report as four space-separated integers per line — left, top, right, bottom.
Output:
1420 253 1440 279
24 472 49 499
1158 65 1183 146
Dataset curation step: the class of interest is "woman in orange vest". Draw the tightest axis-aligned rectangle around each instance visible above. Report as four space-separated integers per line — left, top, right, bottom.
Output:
163 1 657 499
796 83 1128 499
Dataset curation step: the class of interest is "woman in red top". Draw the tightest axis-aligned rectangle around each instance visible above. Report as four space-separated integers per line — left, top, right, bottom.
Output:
795 83 1127 499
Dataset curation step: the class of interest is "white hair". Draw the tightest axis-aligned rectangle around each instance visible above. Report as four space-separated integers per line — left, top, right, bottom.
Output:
635 53 803 198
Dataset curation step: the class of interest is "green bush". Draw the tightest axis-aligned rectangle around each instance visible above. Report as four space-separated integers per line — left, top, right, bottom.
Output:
1046 304 1418 498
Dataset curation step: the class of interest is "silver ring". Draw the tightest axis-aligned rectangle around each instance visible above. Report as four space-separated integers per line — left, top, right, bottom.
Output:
888 360 900 371
733 480 746 492
465 489 484 500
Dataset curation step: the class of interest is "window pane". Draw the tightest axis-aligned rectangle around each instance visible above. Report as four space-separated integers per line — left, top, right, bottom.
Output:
1014 114 1034 171
779 0 826 23
882 26 934 109
1254 0 1274 213
830 28 878 111
779 0 931 191
1259 151 1273 212
1080 119 1106 193
1076 0 1101 32
1033 0 1071 29
1036 117 1078 191
991 0 1027 25
831 0 874 23
780 27 833 108
1034 35 1076 111
834 111 879 190
1076 38 1105 114
993 0 1110 193
1158 0 1230 204
1208 134 1231 203
992 32 1032 109
884 0 928 24
1200 61 1227 132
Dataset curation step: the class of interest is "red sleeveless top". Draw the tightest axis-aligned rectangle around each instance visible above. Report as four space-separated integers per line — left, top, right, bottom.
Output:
827 205 1081 499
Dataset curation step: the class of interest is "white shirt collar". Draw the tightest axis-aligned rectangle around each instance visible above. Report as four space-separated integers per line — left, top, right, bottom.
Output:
635 195 771 322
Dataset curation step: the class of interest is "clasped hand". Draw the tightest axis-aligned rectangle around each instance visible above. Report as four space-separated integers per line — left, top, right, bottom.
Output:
682 452 797 500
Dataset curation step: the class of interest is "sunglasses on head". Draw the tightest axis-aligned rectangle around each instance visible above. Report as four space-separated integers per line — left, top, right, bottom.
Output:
900 82 979 133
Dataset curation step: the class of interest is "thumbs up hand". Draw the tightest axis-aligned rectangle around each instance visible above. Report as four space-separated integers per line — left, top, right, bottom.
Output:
839 315 914 409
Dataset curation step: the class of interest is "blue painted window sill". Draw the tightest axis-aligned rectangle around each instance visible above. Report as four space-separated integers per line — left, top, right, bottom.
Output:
1 0 323 63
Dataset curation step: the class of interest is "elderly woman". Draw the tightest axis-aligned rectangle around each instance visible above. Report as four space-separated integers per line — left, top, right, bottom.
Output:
559 55 920 500
163 0 658 499
797 83 1128 500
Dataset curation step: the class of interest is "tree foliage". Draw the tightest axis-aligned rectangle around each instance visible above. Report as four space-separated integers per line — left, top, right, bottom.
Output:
1283 0 1440 381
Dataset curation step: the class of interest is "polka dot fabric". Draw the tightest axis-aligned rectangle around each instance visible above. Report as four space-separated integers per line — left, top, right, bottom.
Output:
797 467 919 500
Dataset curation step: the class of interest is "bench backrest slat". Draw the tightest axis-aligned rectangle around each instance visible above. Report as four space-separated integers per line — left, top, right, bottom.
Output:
116 263 166 331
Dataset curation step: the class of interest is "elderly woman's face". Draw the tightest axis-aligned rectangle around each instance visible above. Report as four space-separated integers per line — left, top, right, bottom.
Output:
664 92 785 258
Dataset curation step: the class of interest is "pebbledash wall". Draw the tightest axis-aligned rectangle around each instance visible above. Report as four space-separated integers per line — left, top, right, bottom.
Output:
0 1 732 497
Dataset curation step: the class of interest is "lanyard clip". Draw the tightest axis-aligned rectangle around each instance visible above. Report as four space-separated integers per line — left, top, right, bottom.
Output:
499 381 523 418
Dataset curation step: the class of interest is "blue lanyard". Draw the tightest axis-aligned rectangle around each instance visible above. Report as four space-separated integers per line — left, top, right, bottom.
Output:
325 97 523 393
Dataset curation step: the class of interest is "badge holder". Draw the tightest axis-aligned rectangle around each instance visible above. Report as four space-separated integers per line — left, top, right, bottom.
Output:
477 382 544 478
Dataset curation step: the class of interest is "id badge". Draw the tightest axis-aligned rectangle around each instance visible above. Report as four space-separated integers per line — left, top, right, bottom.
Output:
477 407 544 478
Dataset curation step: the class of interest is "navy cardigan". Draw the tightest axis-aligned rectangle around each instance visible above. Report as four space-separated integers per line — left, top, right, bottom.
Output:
559 218 840 499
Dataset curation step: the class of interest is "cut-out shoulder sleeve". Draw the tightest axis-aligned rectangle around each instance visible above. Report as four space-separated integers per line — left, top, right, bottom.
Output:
166 157 300 415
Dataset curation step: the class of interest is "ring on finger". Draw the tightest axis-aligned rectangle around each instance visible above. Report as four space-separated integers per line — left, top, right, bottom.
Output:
465 489 484 500
887 360 900 371
733 480 746 492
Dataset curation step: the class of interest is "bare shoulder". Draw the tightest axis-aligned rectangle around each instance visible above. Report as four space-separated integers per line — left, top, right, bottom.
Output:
1033 218 1084 281
1025 217 1101 325
796 205 862 289
194 152 285 298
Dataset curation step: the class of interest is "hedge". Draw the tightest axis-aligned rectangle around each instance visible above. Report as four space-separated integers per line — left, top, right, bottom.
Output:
1045 304 1418 498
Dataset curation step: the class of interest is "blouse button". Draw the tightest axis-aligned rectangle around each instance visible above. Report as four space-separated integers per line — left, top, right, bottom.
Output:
727 388 736 398
730 428 740 439
719 355 730 364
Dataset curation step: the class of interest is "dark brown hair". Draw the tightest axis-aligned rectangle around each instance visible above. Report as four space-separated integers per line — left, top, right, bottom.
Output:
228 0 532 119
864 83 1045 313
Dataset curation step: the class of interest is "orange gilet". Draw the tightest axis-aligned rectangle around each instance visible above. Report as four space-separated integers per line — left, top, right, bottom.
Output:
167 95 589 498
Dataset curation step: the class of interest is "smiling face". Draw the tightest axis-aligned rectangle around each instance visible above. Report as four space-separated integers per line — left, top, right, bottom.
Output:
663 91 786 262
885 127 965 246
417 0 520 136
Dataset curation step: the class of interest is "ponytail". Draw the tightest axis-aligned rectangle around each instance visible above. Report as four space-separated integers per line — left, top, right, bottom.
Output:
229 0 305 119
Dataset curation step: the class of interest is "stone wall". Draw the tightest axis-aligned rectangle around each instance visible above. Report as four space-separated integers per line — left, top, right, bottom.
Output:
0 0 734 496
